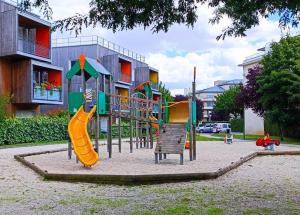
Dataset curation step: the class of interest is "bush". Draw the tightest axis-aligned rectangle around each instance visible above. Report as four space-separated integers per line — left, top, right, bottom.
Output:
230 118 244 132
47 108 68 118
0 94 11 122
0 116 68 145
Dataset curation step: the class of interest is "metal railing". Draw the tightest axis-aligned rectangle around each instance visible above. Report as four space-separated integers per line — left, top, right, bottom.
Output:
33 88 62 102
52 35 146 63
119 73 131 83
18 38 50 58
150 82 158 90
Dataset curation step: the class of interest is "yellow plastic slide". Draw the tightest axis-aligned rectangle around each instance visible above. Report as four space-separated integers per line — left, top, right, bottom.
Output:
68 105 99 167
149 116 159 130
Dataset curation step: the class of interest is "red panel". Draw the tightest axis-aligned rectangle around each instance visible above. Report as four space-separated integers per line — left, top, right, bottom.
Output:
153 94 160 101
48 70 62 87
36 27 50 58
120 61 131 83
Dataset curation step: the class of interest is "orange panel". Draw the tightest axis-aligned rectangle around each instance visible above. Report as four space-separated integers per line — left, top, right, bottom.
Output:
48 70 62 86
36 27 50 58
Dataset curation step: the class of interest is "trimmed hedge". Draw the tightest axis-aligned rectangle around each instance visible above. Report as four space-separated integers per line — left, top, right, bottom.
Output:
0 117 68 145
0 117 140 145
230 118 244 132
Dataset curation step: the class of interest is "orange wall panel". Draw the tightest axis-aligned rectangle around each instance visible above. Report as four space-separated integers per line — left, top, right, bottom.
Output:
48 70 62 86
121 61 131 76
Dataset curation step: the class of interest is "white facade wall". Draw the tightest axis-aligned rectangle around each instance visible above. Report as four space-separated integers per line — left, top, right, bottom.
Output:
242 62 264 135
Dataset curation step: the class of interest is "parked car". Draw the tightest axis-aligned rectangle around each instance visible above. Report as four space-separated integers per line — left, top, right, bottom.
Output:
216 123 231 133
196 123 220 133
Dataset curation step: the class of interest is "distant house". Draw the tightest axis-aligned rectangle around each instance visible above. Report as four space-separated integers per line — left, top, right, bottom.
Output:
238 44 271 135
196 79 242 122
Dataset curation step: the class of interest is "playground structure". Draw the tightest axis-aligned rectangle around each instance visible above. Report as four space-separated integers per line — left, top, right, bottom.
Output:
67 54 197 166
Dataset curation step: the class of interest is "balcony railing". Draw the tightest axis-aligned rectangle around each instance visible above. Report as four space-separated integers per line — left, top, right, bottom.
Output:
119 73 131 83
52 35 146 63
33 88 62 102
18 38 50 59
150 82 159 90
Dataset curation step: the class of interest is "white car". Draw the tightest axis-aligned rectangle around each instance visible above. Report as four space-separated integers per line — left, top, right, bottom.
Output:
216 123 231 133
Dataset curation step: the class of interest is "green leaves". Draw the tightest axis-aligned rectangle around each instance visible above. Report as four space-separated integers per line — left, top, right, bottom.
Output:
258 36 300 129
0 116 68 145
214 85 243 118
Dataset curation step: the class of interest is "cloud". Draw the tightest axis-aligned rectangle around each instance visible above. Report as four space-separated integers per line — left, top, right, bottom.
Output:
48 1 295 93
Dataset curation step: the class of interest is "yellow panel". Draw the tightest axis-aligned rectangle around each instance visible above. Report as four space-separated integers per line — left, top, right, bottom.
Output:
150 71 158 83
117 88 129 104
169 101 189 124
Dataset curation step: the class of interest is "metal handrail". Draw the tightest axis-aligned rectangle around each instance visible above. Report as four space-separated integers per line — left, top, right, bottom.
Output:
52 35 146 63
18 38 50 58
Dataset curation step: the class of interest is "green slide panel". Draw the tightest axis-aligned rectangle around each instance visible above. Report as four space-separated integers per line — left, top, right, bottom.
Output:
68 92 84 115
97 92 109 115
192 100 197 125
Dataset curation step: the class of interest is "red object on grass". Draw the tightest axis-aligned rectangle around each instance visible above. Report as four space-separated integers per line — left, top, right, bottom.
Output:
256 137 280 147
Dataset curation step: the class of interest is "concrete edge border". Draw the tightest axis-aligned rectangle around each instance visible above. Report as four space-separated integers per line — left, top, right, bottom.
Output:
14 149 300 185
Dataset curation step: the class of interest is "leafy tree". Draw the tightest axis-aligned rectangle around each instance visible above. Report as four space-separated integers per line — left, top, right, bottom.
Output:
257 36 300 138
173 94 204 122
20 0 300 39
158 81 173 102
214 85 243 118
235 66 264 116
211 109 229 122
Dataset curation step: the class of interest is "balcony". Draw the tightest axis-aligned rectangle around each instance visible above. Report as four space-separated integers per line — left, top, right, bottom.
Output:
33 87 62 102
118 58 132 84
18 38 50 59
32 63 63 104
119 72 131 83
150 82 159 90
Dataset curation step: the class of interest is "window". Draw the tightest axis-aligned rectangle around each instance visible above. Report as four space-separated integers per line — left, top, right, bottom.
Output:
206 101 214 107
33 70 48 86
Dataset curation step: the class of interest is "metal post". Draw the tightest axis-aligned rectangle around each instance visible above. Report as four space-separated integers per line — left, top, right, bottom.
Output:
189 98 193 161
129 99 133 153
145 99 150 148
95 78 99 154
118 97 121 153
108 76 112 158
192 66 196 160
67 79 72 159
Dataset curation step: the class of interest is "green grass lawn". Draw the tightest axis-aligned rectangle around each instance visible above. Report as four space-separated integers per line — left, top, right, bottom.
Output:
211 134 300 145
196 135 223 141
0 140 68 149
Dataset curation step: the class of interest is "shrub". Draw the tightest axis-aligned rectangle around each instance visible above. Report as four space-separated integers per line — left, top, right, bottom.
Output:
0 116 68 145
47 108 68 118
230 118 244 132
0 94 11 122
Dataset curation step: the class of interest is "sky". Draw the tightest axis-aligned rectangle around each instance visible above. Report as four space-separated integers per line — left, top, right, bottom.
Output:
45 0 298 95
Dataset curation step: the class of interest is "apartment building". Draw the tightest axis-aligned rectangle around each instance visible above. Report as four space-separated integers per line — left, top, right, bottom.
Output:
49 36 161 114
239 45 270 135
0 0 63 117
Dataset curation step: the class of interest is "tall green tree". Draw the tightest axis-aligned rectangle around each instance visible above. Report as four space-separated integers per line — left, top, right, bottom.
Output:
214 85 243 118
158 81 173 103
21 0 300 39
258 36 300 138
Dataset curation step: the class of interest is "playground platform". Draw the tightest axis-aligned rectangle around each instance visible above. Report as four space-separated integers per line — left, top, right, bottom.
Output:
15 140 300 184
